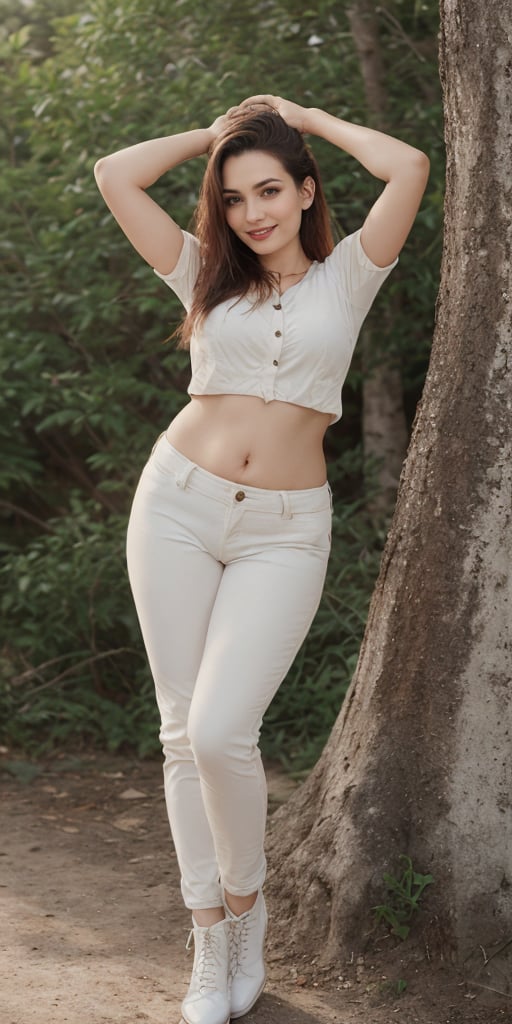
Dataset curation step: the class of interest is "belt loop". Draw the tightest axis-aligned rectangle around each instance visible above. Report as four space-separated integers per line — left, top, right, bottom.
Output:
280 491 293 519
175 461 196 490
327 482 333 511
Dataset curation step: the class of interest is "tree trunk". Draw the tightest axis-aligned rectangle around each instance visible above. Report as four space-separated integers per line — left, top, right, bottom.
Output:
267 0 512 979
348 1 408 517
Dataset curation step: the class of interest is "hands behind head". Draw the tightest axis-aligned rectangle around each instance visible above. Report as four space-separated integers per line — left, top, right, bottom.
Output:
238 96 308 133
206 95 308 147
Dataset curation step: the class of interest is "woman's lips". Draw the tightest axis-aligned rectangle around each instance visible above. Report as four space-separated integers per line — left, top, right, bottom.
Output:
247 226 276 240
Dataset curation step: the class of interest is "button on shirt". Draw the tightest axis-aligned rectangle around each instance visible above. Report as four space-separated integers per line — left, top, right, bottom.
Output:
154 229 397 425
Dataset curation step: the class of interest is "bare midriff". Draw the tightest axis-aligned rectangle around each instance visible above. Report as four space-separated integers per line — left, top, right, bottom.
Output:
165 394 332 490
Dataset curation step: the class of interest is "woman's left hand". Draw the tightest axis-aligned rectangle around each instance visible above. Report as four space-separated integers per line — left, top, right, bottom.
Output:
239 95 309 133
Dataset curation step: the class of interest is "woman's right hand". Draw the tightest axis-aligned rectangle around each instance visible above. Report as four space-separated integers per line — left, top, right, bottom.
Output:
205 97 278 147
238 94 308 132
206 104 245 145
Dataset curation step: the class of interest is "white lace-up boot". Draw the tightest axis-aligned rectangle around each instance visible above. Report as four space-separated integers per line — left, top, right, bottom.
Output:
181 917 231 1024
225 890 268 1019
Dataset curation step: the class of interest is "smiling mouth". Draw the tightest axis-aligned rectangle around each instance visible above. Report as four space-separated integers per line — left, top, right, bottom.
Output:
247 226 276 240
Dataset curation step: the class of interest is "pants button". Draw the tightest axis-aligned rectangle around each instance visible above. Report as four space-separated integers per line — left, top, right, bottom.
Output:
235 490 246 502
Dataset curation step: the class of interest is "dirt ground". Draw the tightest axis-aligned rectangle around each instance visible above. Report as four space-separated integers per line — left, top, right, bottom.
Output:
1 750 510 1024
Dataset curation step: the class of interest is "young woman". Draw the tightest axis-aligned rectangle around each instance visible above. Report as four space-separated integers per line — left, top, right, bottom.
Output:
94 94 429 1024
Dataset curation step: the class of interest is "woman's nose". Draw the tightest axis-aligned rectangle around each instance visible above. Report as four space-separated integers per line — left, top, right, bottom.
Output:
245 200 264 223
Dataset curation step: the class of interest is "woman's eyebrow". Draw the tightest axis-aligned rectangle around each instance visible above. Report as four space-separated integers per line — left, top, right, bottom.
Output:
222 177 284 193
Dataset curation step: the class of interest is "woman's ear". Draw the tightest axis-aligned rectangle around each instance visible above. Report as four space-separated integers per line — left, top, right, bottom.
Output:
300 176 316 209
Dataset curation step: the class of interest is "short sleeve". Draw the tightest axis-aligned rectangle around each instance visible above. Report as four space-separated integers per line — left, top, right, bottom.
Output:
327 227 398 310
153 230 201 311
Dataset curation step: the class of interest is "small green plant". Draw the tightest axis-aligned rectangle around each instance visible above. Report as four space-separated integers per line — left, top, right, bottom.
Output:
374 854 434 940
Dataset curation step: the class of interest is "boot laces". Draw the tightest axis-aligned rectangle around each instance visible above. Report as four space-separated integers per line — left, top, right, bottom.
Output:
229 913 252 979
186 925 226 993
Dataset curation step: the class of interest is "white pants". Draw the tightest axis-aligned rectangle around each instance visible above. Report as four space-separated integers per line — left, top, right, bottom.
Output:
126 434 332 909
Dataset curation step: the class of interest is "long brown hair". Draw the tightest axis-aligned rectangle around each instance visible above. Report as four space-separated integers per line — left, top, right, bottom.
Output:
177 111 334 348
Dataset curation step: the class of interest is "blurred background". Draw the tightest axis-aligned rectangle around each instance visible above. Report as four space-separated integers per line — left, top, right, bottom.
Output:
0 0 443 773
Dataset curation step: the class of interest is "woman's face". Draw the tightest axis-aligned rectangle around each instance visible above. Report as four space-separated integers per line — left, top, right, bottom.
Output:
221 150 314 264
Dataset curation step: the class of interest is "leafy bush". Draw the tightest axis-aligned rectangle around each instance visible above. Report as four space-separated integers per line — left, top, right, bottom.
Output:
0 0 442 769
1 500 157 753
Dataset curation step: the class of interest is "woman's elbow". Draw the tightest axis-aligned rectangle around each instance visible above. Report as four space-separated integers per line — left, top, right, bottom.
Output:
412 148 430 179
93 155 114 188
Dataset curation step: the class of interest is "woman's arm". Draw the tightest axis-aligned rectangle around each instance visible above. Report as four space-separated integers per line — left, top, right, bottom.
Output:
94 107 238 274
94 131 213 274
240 96 430 267
303 108 429 267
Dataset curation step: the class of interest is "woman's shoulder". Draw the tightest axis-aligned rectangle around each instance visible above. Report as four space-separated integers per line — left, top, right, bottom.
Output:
154 230 200 283
153 231 201 310
320 228 398 309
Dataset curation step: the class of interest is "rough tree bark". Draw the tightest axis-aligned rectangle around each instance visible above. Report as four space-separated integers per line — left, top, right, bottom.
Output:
347 0 409 517
267 0 512 982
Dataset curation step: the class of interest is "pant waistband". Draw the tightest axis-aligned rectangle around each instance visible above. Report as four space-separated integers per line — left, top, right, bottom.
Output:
150 434 332 516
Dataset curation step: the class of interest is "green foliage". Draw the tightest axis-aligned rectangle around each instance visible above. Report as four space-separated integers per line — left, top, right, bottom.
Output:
374 854 435 940
0 500 159 755
0 0 443 765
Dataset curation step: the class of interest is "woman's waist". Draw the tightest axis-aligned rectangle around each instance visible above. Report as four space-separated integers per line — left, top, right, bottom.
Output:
150 434 332 513
165 395 330 489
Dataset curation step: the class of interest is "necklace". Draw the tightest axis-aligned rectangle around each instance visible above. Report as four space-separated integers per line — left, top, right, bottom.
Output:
273 265 311 297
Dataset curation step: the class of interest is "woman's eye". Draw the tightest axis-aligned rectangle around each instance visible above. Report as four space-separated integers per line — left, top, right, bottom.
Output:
224 189 279 206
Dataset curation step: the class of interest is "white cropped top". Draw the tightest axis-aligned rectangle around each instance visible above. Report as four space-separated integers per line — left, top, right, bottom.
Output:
154 228 397 424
